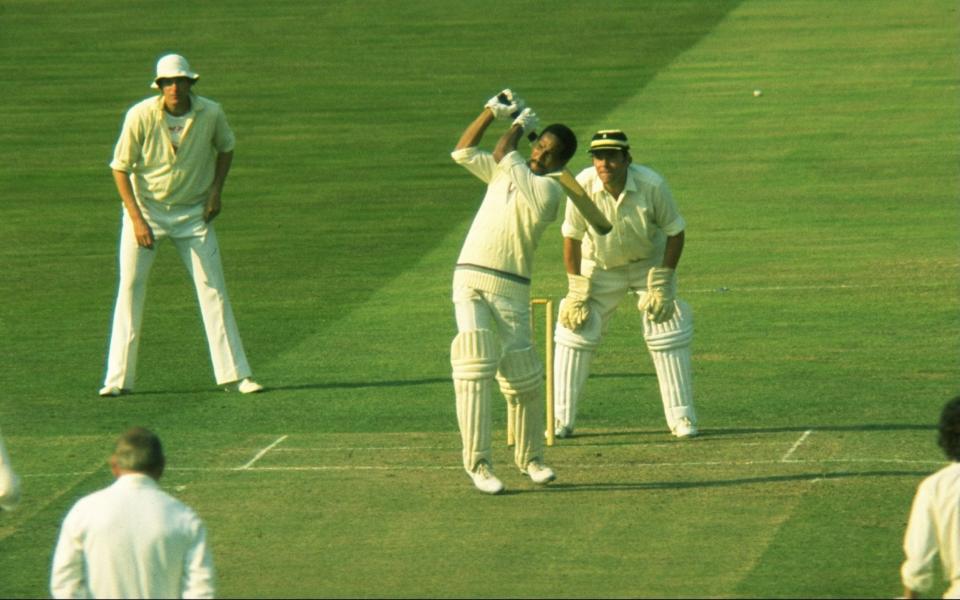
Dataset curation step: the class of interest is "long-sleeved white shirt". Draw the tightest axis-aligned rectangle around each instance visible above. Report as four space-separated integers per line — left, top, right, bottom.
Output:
902 462 960 598
451 147 562 298
563 163 685 271
0 428 21 511
50 473 215 599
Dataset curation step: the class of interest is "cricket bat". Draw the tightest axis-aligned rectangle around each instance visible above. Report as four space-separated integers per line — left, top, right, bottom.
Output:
549 169 613 235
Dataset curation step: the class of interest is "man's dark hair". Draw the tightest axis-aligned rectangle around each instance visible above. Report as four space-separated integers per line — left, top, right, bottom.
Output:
938 396 960 461
540 124 578 165
113 427 165 476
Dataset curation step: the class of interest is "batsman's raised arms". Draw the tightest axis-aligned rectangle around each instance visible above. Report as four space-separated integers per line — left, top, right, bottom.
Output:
550 169 613 235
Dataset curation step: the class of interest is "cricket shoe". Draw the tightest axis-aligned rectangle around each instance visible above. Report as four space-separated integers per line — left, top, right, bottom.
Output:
98 386 131 397
672 417 699 439
545 422 574 440
522 460 556 485
469 461 504 495
235 378 264 394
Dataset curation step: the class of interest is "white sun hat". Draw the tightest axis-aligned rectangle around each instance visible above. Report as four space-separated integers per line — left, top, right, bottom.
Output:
150 54 199 89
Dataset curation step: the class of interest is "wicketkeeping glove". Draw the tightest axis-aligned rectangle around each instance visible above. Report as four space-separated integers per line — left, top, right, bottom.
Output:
558 273 592 332
512 107 539 136
484 89 524 120
639 267 677 323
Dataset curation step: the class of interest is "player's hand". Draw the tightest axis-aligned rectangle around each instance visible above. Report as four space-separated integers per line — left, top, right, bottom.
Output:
558 273 591 331
132 217 155 249
512 107 539 136
485 89 524 119
203 190 222 222
639 267 677 323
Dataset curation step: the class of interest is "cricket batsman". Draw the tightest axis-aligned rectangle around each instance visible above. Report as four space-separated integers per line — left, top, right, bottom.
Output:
450 89 595 494
552 130 698 439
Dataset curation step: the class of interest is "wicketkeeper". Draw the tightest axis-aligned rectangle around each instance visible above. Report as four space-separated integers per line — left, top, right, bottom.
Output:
552 130 698 439
450 89 584 494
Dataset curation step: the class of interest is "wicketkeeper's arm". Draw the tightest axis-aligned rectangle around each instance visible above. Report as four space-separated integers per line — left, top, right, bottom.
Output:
551 169 613 235
563 237 583 275
662 231 685 269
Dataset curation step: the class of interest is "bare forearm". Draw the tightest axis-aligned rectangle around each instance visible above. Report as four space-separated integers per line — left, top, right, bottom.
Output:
663 231 685 269
112 170 144 222
493 124 523 163
455 109 495 151
563 237 582 275
212 151 233 193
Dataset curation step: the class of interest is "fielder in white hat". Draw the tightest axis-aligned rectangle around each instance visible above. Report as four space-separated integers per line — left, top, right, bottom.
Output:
99 54 263 397
551 129 700 440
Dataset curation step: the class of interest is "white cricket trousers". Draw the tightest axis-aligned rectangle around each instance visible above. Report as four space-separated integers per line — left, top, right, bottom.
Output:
451 285 546 472
102 201 252 390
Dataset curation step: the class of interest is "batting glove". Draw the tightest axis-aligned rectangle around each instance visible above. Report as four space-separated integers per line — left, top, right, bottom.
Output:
558 273 592 332
639 267 677 323
512 107 539 136
484 89 525 120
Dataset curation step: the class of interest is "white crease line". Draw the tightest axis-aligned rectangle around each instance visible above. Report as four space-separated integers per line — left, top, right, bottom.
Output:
171 456 944 472
781 430 813 463
23 456 944 478
236 435 288 470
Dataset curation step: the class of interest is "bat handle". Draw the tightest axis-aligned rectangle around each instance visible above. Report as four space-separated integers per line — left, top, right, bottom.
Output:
498 93 538 142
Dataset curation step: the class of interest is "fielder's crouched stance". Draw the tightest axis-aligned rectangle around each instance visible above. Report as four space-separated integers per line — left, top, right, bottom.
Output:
449 89 580 494
553 130 698 439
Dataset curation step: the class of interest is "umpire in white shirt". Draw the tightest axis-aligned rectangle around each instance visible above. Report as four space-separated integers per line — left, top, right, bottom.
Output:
51 427 215 599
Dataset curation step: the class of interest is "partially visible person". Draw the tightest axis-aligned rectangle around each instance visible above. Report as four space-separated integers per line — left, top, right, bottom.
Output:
50 427 215 599
552 129 698 439
0 427 22 511
100 53 262 397
901 395 960 599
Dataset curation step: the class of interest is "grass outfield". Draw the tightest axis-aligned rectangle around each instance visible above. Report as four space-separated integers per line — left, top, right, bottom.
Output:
1 0 958 597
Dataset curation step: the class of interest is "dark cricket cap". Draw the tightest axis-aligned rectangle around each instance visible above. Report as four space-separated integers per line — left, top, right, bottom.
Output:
588 129 630 153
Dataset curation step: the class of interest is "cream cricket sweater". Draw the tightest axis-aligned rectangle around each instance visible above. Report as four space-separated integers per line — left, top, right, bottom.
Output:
451 148 563 300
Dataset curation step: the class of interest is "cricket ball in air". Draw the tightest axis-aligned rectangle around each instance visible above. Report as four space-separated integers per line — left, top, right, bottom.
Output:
753 89 763 97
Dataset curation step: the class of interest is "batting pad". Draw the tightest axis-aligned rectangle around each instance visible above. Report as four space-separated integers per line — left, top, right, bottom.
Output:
554 310 603 352
496 346 543 396
512 388 545 469
642 299 693 352
553 343 594 430
451 330 499 472
649 347 696 428
642 301 696 429
451 329 498 381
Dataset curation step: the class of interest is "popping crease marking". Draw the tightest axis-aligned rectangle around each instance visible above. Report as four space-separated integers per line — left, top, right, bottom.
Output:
235 435 289 470
780 429 813 463
23 456 945 478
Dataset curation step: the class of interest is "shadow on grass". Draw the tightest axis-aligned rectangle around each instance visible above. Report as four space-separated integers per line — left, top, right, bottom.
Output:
542 469 931 493
556 423 935 445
